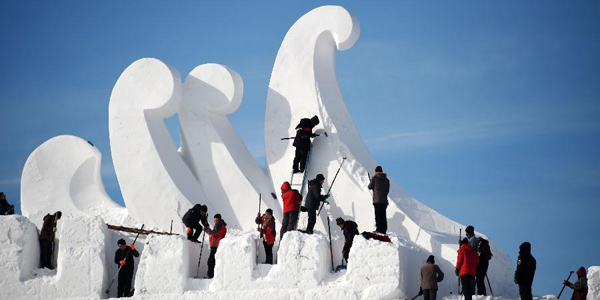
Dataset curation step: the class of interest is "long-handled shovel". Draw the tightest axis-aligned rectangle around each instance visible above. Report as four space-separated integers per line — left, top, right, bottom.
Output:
105 224 144 295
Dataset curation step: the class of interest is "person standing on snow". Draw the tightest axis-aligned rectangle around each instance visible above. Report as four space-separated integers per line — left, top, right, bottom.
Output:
455 238 479 300
114 238 139 298
420 255 445 300
0 192 15 215
280 181 302 239
255 208 276 264
292 116 319 173
368 166 389 234
464 225 478 252
476 236 493 295
182 204 209 242
302 174 329 234
563 267 588 300
336 217 359 262
204 214 227 278
39 211 61 269
514 241 536 300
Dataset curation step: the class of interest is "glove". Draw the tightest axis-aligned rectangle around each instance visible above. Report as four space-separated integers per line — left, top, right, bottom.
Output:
119 260 126 265
418 287 423 296
129 244 135 250
455 269 460 276
563 280 572 286
186 227 191 234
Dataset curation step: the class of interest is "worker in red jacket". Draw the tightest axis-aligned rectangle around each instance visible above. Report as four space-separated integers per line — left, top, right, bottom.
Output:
204 214 227 278
255 208 276 264
563 266 588 300
455 237 479 300
280 181 302 239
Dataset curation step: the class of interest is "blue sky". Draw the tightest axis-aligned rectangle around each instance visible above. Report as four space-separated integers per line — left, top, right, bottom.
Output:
1 1 599 296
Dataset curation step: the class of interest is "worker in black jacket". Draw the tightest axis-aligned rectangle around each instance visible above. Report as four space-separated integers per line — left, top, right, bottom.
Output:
182 204 209 242
114 238 140 298
39 211 61 269
514 241 536 300
336 217 359 262
302 174 328 234
292 116 319 173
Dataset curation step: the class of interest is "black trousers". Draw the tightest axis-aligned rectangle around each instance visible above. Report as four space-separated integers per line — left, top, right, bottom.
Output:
460 274 476 300
207 247 218 278
519 284 533 300
187 223 203 241
263 241 273 264
40 240 53 269
293 148 309 172
373 203 388 233
423 289 437 300
476 261 489 295
280 211 299 239
117 269 134 297
305 208 317 234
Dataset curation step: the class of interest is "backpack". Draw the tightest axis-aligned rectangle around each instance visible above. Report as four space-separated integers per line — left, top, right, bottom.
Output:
478 237 493 261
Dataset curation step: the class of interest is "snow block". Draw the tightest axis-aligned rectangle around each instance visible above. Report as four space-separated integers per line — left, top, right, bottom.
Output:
0 215 40 283
344 236 400 300
589 266 600 300
55 215 108 298
210 232 255 291
266 231 329 288
135 234 195 295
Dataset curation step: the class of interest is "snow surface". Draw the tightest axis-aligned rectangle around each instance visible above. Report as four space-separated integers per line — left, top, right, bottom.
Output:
590 266 600 300
5 4 570 300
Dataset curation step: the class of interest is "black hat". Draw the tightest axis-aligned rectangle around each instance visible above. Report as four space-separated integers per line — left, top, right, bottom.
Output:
265 208 273 216
214 214 222 220
199 205 208 213
117 239 126 245
427 255 435 263
460 237 469 245
315 174 325 181
336 217 345 225
465 225 474 233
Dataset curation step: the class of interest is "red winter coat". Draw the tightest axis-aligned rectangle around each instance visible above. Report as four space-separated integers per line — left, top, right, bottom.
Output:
281 182 302 213
255 215 276 245
206 219 227 248
456 243 479 277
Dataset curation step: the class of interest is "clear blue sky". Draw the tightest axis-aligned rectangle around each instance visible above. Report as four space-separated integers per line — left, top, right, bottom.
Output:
1 1 599 296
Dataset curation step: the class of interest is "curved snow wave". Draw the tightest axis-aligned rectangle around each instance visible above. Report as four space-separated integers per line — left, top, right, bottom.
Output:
265 5 516 296
21 135 128 227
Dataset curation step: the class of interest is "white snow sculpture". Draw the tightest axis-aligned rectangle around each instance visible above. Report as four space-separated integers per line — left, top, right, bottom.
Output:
589 266 600 300
109 58 211 230
265 5 516 297
21 135 127 227
180 64 280 229
0 215 39 283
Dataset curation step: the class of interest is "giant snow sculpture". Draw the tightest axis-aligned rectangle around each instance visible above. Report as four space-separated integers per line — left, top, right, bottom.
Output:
15 4 518 299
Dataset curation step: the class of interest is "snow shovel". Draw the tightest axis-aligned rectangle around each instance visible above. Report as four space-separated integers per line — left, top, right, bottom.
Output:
335 259 347 272
557 270 574 299
404 290 422 300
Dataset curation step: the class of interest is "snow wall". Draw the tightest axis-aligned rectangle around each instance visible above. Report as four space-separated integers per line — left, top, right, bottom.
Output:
9 4 521 300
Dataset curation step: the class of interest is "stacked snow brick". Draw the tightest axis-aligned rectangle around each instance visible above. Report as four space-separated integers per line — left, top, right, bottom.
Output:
135 234 197 295
0 214 108 300
589 266 600 300
210 231 256 291
344 235 401 300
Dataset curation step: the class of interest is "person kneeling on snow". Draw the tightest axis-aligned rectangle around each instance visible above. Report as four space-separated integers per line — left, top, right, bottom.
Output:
302 174 329 234
204 214 227 278
563 267 588 300
336 217 359 263
182 204 209 242
255 208 276 264
114 238 139 298
455 238 479 300
420 255 444 300
280 181 302 239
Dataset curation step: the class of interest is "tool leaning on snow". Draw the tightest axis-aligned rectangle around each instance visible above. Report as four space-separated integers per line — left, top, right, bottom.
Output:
317 157 346 216
105 224 144 295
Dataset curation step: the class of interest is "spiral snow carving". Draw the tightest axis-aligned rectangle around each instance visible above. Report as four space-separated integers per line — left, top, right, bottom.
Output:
265 5 516 297
21 135 127 227
179 63 279 229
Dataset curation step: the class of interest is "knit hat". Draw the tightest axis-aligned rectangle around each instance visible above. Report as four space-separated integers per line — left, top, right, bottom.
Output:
375 166 383 173
460 238 469 245
315 174 325 181
117 239 126 245
199 205 208 213
265 208 273 216
214 214 222 220
336 217 345 225
465 225 474 233
426 255 435 264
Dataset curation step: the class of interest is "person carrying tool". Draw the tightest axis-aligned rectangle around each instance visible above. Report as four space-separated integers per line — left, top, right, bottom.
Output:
563 267 588 300
255 208 276 264
302 174 329 234
204 214 227 279
114 238 139 298
336 217 359 263
421 255 445 300
39 211 61 269
292 116 319 173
